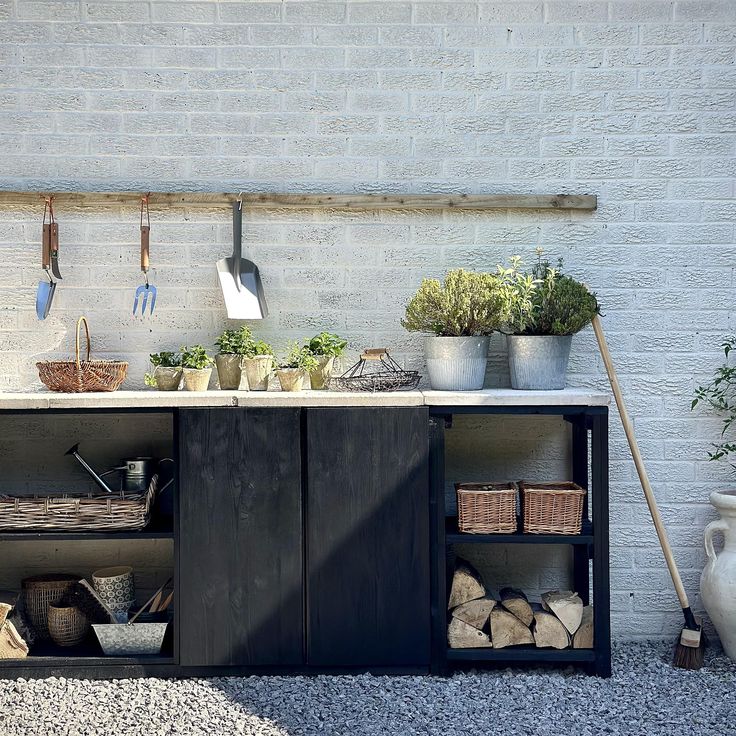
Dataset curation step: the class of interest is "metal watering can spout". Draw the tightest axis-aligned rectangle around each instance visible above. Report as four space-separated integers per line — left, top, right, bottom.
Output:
65 443 116 494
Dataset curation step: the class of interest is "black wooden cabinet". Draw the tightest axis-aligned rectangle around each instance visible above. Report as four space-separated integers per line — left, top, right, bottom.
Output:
178 408 303 667
305 407 431 667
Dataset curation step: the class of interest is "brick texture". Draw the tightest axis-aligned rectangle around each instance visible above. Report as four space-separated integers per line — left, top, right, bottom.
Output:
0 0 735 641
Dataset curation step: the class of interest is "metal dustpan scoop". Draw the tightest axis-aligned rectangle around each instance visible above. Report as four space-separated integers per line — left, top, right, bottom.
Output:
217 201 268 320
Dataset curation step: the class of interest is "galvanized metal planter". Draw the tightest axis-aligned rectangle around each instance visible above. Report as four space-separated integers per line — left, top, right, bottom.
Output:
425 336 490 391
507 335 572 390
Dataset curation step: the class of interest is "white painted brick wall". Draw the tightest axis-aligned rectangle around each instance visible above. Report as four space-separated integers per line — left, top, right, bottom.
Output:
0 0 735 641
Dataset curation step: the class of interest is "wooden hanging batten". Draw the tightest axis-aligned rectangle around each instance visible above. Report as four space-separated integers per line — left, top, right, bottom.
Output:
0 191 597 210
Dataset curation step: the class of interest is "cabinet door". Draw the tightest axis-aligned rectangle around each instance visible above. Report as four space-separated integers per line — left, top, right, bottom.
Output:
178 408 303 667
306 407 430 667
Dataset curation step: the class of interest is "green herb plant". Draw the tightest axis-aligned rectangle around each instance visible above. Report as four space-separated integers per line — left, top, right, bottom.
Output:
215 326 252 355
243 339 275 358
307 332 348 357
149 351 181 368
180 345 214 370
402 269 509 337
693 337 736 467
500 253 598 336
279 342 319 372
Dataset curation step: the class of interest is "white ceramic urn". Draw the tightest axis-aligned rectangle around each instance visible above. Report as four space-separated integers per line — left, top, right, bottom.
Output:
701 489 736 659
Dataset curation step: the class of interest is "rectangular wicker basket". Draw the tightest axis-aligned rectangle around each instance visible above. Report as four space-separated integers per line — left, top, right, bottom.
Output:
520 481 586 535
456 482 518 534
0 476 158 532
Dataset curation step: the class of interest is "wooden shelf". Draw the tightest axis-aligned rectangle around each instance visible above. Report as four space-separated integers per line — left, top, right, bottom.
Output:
0 523 174 541
0 190 597 211
446 518 593 545
446 646 595 663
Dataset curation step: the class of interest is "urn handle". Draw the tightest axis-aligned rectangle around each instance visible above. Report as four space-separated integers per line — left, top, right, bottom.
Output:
704 520 729 562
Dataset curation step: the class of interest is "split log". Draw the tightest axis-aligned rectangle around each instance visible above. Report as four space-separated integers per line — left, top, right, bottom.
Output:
490 608 534 648
448 617 492 649
452 597 496 630
533 611 570 650
573 606 594 649
499 587 534 627
448 560 486 609
541 590 584 635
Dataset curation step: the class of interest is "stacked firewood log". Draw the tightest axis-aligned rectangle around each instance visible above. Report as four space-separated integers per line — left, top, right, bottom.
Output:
447 560 593 650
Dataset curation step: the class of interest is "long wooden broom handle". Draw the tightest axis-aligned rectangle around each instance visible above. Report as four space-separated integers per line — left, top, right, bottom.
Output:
592 315 690 610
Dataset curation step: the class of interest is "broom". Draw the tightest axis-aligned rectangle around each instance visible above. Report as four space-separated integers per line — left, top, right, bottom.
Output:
592 315 705 669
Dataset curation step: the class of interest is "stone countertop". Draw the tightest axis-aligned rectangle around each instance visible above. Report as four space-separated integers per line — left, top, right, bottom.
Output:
0 389 609 410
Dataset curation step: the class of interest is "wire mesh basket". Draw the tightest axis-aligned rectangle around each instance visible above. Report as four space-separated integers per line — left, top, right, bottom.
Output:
327 348 420 392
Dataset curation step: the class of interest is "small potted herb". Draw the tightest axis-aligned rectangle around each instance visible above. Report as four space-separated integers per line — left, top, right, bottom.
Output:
180 345 214 391
276 342 319 392
144 352 182 391
402 269 509 390
500 254 598 390
305 332 348 390
214 326 250 390
241 337 275 391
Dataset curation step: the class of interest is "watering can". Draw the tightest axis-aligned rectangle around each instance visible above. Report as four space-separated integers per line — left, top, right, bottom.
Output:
65 443 172 494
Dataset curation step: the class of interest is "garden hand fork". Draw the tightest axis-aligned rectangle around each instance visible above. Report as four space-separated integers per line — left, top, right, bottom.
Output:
133 193 156 315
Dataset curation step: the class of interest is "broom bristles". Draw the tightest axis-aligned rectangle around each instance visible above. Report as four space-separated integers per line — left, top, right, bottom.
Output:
673 626 707 670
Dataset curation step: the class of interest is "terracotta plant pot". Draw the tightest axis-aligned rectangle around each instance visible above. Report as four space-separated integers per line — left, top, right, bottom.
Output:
215 354 243 390
182 367 212 391
309 355 335 390
277 368 304 392
153 366 182 391
242 356 274 391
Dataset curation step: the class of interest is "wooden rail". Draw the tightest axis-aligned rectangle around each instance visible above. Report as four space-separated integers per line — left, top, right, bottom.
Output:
0 191 597 210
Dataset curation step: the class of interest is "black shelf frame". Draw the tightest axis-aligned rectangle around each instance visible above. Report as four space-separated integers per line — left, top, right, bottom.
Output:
429 404 610 678
0 405 180 678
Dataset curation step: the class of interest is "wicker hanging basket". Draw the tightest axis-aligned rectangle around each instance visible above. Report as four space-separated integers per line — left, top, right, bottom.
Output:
36 316 128 392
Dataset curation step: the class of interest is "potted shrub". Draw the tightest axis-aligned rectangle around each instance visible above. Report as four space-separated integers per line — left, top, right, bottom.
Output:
241 337 275 391
305 332 348 390
500 255 598 390
180 345 214 391
692 338 736 660
402 269 509 391
214 326 250 390
276 342 319 392
144 352 182 391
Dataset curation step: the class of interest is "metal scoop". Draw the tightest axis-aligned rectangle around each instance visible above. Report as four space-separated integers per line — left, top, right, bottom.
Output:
216 200 268 319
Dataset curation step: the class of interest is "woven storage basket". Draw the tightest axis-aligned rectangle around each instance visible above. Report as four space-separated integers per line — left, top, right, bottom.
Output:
0 621 29 659
520 481 586 535
48 604 89 647
22 574 80 640
36 316 128 392
0 475 158 532
456 482 517 534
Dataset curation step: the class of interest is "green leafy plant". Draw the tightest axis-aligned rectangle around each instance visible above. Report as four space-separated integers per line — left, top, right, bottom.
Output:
180 345 214 370
402 269 509 337
144 373 158 387
215 326 252 355
243 339 274 358
279 342 319 372
149 351 181 368
307 332 348 357
692 337 736 467
500 254 598 336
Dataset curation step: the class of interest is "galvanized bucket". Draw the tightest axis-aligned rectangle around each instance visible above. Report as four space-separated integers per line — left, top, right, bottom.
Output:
507 335 572 390
425 336 490 391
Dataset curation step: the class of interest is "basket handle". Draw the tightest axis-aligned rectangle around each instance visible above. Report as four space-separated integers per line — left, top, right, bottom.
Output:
75 316 91 368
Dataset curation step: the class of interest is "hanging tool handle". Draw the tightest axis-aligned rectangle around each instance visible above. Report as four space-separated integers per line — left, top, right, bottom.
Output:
42 224 51 269
140 225 150 272
50 222 59 254
592 314 690 610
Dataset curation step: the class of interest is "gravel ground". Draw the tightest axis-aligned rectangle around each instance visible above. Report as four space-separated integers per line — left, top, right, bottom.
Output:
0 642 734 736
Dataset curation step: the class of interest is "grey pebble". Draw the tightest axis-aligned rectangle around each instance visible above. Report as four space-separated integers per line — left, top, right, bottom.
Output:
0 642 734 736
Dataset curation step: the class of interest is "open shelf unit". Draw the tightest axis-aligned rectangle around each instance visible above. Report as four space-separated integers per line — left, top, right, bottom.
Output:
0 407 178 677
429 403 610 677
